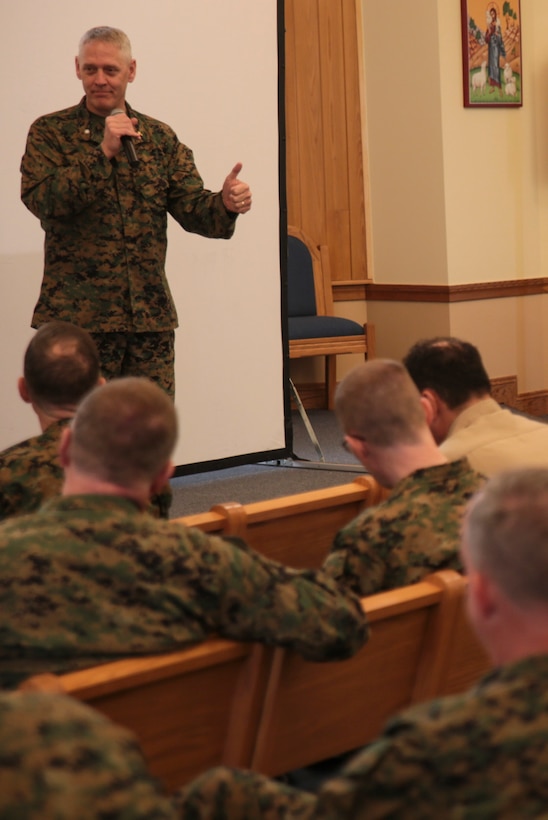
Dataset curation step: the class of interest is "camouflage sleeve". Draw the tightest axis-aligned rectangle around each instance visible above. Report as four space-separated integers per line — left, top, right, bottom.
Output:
0 692 177 819
322 512 387 598
175 766 316 820
165 142 237 239
21 118 114 220
0 480 35 522
178 527 369 661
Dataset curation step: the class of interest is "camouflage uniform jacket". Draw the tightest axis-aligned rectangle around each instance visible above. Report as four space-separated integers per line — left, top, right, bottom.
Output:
0 691 178 819
20 98 237 332
0 495 368 688
176 654 548 819
0 418 172 521
323 459 485 596
0 418 69 522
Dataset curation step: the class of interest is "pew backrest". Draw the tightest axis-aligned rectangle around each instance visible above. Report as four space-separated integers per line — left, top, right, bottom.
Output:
178 475 385 568
57 640 271 793
249 570 471 776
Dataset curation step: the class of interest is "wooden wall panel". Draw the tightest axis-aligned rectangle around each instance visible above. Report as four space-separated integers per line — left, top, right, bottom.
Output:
285 0 369 285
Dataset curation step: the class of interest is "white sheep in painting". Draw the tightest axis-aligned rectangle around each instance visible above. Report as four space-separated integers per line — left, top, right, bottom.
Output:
472 61 487 93
503 62 514 83
505 80 517 96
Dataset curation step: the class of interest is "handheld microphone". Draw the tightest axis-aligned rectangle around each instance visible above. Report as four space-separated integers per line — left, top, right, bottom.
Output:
110 108 139 168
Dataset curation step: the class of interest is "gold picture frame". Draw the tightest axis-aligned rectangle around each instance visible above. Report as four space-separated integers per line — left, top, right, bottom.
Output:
461 0 522 107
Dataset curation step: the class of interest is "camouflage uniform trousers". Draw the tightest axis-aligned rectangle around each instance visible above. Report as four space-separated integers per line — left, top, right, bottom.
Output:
90 330 175 398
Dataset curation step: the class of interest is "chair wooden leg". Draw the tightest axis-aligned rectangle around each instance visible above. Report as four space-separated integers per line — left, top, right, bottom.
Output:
326 355 337 410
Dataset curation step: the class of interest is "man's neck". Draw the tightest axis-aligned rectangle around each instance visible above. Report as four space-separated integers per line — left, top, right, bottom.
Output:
368 441 449 489
35 406 75 434
62 471 149 510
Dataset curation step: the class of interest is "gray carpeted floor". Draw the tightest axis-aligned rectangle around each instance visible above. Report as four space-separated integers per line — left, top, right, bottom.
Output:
169 410 365 517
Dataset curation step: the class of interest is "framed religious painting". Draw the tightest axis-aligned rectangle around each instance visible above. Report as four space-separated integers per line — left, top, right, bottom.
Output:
461 0 522 107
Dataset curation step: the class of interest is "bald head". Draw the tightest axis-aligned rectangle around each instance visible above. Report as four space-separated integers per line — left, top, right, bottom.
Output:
24 322 100 414
403 337 491 409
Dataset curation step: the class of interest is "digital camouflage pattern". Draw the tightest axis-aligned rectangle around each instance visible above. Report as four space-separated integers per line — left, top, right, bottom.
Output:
177 654 548 819
0 690 177 819
0 418 69 522
323 459 485 596
20 98 237 334
90 329 175 397
0 418 172 522
0 495 368 688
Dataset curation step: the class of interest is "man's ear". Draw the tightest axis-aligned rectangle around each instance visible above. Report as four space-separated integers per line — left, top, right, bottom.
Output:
58 426 72 468
344 435 369 466
469 569 497 623
419 389 439 426
150 460 175 495
18 377 31 404
128 59 137 83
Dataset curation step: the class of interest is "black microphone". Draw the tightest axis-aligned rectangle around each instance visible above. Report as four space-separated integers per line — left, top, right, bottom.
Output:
110 108 139 168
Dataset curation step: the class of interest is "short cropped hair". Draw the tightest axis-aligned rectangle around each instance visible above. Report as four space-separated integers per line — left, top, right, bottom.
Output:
70 377 177 487
403 337 491 409
24 322 100 413
78 27 132 61
335 359 427 447
465 468 548 607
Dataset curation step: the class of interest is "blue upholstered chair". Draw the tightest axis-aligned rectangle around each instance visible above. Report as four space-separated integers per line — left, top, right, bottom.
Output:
287 225 375 410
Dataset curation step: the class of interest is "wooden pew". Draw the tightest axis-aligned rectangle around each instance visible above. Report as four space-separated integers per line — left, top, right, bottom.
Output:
419 576 491 699
21 570 491 789
177 475 386 568
54 640 271 793
248 570 466 776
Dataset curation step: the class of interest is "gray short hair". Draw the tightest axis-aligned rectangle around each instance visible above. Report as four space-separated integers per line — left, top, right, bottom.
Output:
465 468 548 606
78 27 132 61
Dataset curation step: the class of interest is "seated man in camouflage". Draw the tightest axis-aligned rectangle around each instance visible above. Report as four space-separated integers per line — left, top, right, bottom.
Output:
0 321 171 520
322 359 485 596
0 689 178 818
0 321 102 521
0 377 367 689
177 467 548 818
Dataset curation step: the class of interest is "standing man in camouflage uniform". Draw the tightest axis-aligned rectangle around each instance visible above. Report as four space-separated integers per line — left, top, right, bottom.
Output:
20 26 252 397
322 359 485 596
0 322 171 520
0 377 367 689
176 467 548 818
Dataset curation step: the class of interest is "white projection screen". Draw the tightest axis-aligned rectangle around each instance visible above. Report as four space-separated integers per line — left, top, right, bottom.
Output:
0 1 289 473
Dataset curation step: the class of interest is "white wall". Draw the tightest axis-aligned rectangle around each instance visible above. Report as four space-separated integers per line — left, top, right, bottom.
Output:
1 1 285 469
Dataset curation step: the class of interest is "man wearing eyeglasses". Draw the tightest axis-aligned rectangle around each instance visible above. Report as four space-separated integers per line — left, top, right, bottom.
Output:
322 359 485 596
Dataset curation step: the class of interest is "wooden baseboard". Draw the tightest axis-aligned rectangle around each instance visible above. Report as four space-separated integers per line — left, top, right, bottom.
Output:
491 376 548 417
293 377 548 417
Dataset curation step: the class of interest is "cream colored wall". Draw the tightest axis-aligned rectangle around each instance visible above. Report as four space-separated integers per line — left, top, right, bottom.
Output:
367 297 548 391
361 0 548 394
438 0 547 285
360 0 448 286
